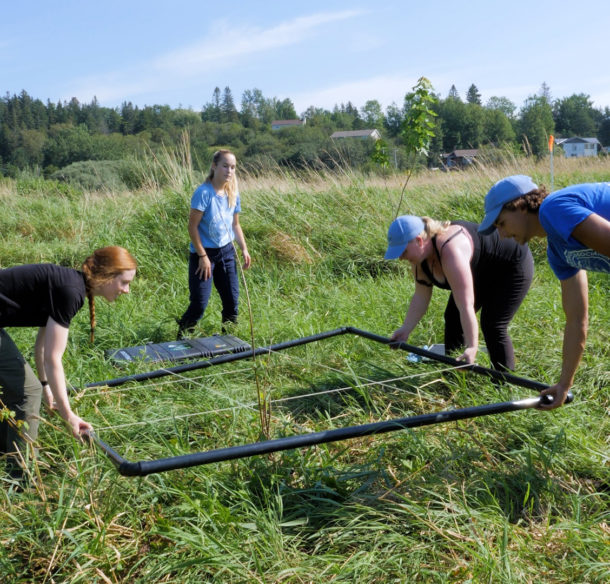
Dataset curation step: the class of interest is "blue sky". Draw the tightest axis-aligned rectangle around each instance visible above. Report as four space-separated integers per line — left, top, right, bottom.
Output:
2 0 609 115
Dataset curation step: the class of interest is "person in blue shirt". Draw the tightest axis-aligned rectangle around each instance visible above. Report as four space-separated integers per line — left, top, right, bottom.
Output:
177 149 251 339
479 175 610 409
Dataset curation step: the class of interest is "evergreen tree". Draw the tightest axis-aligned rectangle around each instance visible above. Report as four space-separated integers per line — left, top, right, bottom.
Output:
221 87 239 123
120 102 137 134
447 85 461 100
539 82 552 101
466 84 482 105
201 87 222 122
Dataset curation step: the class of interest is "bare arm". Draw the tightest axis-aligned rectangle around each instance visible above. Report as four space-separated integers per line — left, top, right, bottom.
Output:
390 277 433 344
571 213 610 257
440 235 478 363
36 317 92 438
539 270 588 410
232 213 251 269
187 208 211 280
34 327 55 409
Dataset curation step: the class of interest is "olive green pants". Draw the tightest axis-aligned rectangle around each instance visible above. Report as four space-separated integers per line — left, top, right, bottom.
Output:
0 329 42 462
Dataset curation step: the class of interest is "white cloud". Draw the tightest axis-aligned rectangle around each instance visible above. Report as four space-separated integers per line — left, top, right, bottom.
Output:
154 11 364 75
67 10 364 104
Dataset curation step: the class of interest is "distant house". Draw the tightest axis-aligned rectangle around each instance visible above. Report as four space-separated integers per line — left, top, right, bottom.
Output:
271 119 305 130
556 137 602 158
330 129 381 140
441 149 478 169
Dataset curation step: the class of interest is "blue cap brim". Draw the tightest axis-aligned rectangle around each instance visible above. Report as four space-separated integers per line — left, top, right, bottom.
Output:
384 243 406 260
478 207 501 234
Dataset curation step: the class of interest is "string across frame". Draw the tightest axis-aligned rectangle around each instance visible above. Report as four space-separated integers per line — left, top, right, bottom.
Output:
84 327 573 476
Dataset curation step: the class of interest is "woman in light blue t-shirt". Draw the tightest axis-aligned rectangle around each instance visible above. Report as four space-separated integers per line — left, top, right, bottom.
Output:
177 149 251 338
479 175 610 410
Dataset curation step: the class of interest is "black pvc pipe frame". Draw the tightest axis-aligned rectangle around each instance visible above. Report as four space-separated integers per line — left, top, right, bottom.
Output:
85 327 573 476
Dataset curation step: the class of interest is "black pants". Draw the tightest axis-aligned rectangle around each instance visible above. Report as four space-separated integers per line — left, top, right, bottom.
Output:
0 329 41 473
444 253 534 371
178 243 239 331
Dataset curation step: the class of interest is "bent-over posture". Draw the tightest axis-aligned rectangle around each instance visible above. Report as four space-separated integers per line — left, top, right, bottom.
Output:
480 175 610 408
0 246 137 479
385 215 533 371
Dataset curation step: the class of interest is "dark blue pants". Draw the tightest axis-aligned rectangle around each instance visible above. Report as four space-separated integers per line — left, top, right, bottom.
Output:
178 244 239 330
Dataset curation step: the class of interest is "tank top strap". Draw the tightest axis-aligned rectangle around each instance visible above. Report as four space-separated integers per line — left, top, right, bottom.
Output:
438 227 465 256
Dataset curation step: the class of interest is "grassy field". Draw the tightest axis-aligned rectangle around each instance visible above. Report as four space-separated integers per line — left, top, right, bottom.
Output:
0 154 608 583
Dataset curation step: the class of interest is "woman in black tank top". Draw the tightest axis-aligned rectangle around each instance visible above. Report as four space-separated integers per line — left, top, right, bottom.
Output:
384 215 533 371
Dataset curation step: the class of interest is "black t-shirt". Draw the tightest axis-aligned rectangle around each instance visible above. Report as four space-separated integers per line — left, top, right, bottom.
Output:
0 264 86 328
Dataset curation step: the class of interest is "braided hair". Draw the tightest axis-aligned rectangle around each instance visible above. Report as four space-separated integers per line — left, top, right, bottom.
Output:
81 246 137 342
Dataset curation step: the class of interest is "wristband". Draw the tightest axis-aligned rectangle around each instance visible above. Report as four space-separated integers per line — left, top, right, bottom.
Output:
198 254 207 258
40 380 49 387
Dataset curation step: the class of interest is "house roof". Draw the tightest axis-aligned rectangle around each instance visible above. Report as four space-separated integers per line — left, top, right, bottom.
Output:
271 119 303 126
330 129 380 138
442 149 478 158
557 136 601 145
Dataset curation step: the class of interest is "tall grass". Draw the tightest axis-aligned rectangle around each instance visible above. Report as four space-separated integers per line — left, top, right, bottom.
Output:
0 154 608 583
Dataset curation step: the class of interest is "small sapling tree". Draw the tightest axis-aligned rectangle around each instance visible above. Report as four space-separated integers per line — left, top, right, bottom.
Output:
395 77 438 217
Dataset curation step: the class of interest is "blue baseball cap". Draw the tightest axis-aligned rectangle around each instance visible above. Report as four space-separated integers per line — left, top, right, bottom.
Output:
384 215 425 259
479 175 538 234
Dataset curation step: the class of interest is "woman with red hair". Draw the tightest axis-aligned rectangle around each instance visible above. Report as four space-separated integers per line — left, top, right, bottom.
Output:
0 246 137 482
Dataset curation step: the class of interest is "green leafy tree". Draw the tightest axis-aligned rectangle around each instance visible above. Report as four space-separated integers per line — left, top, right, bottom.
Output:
438 96 466 150
43 124 94 168
384 102 403 137
486 96 517 119
302 105 332 128
370 138 390 170
463 103 485 147
361 100 384 129
518 94 554 157
274 98 297 120
553 94 597 137
396 76 438 215
483 108 516 144
598 110 610 146
240 89 258 128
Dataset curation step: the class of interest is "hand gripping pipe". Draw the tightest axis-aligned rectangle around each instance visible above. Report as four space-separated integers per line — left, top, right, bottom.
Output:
85 327 574 476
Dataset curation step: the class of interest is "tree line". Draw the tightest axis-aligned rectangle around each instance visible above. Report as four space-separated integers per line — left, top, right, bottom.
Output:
1 82 609 180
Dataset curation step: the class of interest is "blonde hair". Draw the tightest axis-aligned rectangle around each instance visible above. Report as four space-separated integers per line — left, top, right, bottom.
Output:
81 246 137 342
421 216 451 239
206 149 238 208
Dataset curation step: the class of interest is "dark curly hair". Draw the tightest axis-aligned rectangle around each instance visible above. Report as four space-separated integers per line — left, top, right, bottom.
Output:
502 186 549 213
